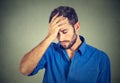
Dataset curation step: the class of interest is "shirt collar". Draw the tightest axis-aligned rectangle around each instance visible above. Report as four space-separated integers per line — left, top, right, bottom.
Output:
77 35 87 55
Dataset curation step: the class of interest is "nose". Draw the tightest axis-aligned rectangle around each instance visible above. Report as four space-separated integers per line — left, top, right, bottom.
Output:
57 32 65 41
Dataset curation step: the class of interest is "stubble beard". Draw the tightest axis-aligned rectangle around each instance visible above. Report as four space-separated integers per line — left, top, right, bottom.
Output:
61 33 77 49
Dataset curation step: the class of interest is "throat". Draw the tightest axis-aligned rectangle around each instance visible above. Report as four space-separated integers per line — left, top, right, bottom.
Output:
66 49 75 59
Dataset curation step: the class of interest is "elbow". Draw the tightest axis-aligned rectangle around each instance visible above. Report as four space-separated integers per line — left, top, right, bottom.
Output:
19 64 30 76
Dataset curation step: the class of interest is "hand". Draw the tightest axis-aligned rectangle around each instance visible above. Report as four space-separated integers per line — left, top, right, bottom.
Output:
47 13 67 41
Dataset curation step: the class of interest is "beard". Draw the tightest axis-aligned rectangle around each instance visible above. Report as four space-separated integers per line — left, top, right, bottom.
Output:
60 33 77 49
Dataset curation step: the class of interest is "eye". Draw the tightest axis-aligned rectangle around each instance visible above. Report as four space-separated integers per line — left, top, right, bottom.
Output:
60 29 68 34
63 31 67 34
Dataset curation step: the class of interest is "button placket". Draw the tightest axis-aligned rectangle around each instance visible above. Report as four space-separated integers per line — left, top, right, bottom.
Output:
66 53 78 83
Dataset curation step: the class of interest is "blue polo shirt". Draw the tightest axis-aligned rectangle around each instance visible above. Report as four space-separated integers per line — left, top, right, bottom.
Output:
29 36 111 83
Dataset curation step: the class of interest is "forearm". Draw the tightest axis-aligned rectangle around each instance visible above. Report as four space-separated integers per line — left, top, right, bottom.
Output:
19 35 53 76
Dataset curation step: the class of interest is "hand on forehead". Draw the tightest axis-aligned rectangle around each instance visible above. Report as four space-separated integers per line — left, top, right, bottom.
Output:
52 13 69 24
50 13 72 33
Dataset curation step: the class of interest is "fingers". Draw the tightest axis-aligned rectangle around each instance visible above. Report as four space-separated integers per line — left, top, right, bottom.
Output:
49 14 68 34
53 16 64 25
54 18 67 27
50 13 66 25
48 14 68 39
51 13 59 23
55 21 68 30
50 13 67 27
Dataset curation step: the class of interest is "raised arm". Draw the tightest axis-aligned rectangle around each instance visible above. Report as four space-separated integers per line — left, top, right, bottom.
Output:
19 14 67 76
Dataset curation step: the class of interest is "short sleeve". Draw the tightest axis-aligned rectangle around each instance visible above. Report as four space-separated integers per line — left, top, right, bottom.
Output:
28 43 54 76
28 55 46 76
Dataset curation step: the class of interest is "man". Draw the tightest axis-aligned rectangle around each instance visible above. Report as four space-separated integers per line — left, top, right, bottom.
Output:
19 6 111 83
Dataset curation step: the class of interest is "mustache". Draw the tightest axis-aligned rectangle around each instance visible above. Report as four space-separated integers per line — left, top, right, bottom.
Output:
59 40 69 43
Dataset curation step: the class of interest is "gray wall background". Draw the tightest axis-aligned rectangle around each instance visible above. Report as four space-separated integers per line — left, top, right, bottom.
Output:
0 0 120 83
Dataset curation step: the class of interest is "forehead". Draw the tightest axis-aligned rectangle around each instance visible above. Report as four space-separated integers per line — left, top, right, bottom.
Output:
60 25 73 31
60 18 73 31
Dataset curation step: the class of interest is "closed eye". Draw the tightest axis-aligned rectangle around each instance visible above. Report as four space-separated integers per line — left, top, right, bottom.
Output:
61 29 68 34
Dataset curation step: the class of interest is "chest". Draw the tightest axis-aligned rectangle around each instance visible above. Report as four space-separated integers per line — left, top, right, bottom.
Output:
48 51 100 83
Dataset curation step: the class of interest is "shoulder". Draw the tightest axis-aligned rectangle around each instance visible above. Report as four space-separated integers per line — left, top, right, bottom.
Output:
45 42 60 53
48 42 59 49
86 44 110 62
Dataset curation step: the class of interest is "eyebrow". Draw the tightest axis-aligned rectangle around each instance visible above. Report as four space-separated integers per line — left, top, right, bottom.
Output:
60 29 68 32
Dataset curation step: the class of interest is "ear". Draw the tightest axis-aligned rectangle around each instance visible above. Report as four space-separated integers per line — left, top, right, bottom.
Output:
74 22 80 33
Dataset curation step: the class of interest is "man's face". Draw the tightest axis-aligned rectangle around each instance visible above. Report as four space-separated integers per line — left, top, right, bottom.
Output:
57 18 77 49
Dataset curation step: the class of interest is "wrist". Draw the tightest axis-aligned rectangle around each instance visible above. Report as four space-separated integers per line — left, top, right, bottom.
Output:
45 35 55 43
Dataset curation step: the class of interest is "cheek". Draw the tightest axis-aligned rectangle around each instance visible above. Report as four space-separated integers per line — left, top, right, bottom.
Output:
65 32 74 40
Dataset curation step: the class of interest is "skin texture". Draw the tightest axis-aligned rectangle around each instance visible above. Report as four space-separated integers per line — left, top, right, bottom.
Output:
19 13 81 76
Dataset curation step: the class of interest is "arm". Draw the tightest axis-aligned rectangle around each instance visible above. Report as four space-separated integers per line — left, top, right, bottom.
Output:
19 14 67 76
98 53 111 83
19 35 53 76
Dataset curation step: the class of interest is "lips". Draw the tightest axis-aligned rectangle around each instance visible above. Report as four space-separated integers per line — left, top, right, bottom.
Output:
60 41 69 45
61 42 66 45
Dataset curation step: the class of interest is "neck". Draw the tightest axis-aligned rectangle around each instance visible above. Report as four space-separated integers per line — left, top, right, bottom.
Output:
66 35 82 59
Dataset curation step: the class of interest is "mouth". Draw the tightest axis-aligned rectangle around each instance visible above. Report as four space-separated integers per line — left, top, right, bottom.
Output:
61 42 67 45
60 41 69 46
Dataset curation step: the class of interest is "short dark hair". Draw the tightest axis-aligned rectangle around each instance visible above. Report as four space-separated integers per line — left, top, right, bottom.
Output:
49 6 78 26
